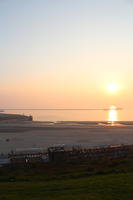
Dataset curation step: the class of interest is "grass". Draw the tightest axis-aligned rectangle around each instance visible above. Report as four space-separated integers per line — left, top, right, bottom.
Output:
0 173 133 200
0 157 133 200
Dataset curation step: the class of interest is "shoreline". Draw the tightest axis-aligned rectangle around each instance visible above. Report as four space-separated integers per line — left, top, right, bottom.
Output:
0 113 133 154
0 120 133 154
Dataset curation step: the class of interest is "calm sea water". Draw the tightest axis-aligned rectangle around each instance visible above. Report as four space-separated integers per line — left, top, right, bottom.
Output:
4 109 113 121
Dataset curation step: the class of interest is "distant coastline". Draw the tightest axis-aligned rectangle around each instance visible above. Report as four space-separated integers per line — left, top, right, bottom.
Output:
0 113 32 122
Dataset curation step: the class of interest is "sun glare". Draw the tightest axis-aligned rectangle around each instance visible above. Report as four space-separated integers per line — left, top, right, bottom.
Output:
108 106 118 124
107 83 119 94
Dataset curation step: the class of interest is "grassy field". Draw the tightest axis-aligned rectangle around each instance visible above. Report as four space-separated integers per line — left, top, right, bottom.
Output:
0 157 133 200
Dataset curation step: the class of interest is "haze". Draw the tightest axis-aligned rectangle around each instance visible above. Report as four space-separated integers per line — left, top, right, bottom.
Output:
0 0 133 120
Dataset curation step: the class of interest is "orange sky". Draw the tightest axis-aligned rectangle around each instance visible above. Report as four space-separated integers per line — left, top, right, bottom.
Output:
1 0 133 120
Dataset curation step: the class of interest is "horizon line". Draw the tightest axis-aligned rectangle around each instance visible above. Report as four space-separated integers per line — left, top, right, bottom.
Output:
0 108 123 111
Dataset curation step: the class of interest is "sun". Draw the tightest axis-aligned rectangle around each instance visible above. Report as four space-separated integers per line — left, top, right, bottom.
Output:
106 83 120 94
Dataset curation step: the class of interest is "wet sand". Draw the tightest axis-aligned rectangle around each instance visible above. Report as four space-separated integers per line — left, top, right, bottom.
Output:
0 121 133 153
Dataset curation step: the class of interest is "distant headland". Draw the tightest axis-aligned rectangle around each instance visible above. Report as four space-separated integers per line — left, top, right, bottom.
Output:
0 113 32 122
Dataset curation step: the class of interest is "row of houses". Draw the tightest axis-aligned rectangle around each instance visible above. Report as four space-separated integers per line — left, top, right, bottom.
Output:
0 144 133 166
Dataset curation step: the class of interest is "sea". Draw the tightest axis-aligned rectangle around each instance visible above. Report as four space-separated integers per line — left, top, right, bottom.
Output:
4 109 111 122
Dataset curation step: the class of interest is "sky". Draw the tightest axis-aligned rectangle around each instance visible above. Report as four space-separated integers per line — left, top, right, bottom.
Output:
0 0 133 120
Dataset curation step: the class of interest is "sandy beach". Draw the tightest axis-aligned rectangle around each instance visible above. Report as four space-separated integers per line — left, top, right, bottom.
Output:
0 121 133 154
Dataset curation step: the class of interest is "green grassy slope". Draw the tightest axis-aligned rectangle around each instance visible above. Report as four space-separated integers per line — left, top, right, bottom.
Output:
0 173 133 200
0 157 133 200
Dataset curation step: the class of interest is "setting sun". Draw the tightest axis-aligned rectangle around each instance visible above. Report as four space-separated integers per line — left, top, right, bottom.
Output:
106 83 120 94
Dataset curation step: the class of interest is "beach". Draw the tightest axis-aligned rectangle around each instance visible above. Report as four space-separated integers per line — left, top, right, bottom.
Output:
0 121 133 154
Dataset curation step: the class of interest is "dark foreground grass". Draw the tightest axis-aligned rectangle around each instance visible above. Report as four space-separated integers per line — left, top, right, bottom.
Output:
0 173 133 200
0 157 133 200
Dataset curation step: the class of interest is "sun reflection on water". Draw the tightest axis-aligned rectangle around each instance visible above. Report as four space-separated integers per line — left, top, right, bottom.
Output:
108 106 118 126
